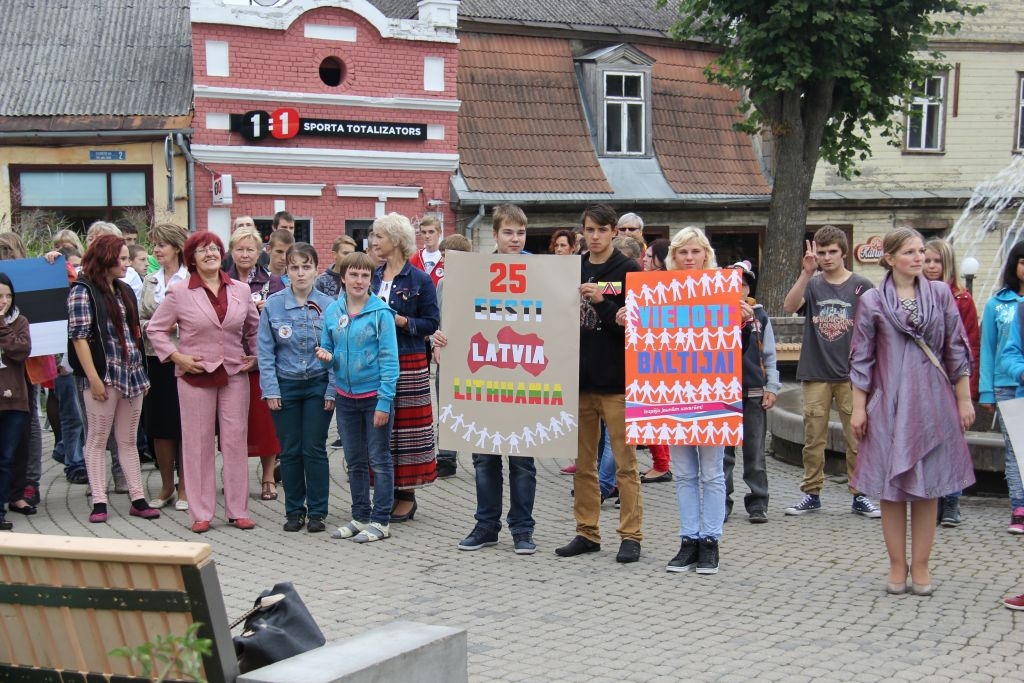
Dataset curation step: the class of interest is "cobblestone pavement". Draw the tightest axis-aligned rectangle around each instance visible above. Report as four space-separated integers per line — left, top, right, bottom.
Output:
12 415 1024 683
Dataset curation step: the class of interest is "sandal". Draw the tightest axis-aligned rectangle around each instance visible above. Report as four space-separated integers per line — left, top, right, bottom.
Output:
330 520 367 539
353 522 390 543
261 481 278 500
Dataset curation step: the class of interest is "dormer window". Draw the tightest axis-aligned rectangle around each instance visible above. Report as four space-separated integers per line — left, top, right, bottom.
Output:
576 44 654 158
605 72 645 154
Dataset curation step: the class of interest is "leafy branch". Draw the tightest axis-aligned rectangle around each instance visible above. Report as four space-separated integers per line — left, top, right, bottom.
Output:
109 622 213 683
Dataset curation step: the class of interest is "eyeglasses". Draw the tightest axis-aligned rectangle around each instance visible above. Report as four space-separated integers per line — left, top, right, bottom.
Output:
194 245 221 255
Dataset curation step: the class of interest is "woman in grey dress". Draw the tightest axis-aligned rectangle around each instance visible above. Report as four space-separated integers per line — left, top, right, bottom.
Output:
849 227 975 596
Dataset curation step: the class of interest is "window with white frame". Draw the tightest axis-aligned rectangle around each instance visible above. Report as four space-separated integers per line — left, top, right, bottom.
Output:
1016 73 1024 152
604 72 645 155
905 75 946 152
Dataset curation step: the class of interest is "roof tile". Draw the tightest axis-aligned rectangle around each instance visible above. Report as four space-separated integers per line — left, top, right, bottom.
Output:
458 33 612 194
644 44 770 195
0 0 192 117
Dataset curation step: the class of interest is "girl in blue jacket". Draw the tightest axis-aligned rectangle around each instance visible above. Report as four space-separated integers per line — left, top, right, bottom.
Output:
980 240 1024 533
318 251 399 542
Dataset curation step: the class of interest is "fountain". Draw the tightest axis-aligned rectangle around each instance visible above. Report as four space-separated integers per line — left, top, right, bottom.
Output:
946 153 1024 299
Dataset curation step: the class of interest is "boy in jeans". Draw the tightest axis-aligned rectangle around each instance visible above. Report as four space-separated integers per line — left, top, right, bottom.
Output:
452 205 538 554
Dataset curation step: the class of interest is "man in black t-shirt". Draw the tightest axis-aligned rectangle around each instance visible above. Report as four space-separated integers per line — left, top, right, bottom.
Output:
556 204 644 564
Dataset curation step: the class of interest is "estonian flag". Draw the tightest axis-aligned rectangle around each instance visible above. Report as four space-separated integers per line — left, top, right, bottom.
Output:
0 256 69 356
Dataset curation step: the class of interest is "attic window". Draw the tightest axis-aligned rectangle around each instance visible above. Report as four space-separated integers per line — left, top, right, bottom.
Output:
605 73 644 154
319 57 345 87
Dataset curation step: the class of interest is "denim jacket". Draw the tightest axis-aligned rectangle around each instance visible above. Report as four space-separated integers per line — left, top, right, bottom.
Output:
371 261 439 356
319 294 399 414
257 287 335 400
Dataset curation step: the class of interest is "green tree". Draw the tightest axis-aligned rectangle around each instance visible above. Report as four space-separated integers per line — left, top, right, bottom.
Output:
660 0 982 312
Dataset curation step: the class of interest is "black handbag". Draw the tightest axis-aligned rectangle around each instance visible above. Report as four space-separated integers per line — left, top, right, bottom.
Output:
232 582 326 673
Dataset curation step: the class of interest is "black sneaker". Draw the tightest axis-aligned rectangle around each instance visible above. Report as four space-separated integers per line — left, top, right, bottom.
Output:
458 525 499 550
66 469 89 485
307 517 326 533
748 510 768 524
330 438 343 449
696 537 720 575
785 493 821 515
666 537 699 573
940 497 962 528
616 539 641 563
554 535 600 557
283 515 305 532
436 461 457 479
512 532 537 555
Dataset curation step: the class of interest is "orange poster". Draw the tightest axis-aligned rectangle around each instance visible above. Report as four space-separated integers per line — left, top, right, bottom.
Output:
624 269 743 446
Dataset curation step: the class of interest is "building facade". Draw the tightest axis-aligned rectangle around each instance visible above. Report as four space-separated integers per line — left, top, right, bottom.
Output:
805 0 1024 309
190 0 460 257
0 1 192 242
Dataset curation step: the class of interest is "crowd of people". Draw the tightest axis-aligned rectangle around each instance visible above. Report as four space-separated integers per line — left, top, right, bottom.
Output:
0 205 1022 608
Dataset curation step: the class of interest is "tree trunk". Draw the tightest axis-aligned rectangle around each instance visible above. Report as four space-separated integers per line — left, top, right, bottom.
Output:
758 84 833 316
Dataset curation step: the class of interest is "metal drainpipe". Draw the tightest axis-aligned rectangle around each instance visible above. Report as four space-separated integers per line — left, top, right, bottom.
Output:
464 203 486 245
174 133 196 232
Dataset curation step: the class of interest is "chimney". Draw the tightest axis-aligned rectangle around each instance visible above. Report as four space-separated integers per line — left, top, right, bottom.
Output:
417 0 459 29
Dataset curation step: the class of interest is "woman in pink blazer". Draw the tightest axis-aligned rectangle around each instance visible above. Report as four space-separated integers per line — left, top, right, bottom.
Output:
147 232 260 533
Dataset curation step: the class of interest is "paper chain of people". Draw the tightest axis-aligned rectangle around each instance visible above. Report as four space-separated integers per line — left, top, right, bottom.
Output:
2 206 1024 608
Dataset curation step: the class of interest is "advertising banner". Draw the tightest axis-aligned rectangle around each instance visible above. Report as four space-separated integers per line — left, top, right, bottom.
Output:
437 251 581 458
623 269 743 446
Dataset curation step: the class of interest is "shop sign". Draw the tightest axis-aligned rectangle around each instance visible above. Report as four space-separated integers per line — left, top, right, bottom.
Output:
212 173 233 206
89 150 126 161
854 235 884 264
230 108 426 142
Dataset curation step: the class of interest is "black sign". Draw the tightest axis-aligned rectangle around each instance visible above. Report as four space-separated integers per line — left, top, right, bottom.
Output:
229 109 427 142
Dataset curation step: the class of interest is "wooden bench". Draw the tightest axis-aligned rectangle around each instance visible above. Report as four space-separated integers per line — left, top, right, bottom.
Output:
0 533 239 682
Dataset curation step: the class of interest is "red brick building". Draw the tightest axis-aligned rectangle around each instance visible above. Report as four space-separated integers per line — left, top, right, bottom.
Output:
190 0 460 258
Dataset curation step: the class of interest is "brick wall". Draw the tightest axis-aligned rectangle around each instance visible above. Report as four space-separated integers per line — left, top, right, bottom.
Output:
191 3 459 260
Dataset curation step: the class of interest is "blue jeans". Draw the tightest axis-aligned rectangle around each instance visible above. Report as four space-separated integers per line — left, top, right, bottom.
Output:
471 453 536 535
0 411 28 518
269 377 333 519
670 444 726 540
996 387 1024 509
335 396 394 525
597 424 617 497
51 373 85 475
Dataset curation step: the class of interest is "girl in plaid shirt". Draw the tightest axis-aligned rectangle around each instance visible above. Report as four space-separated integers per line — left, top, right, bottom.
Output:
68 235 157 524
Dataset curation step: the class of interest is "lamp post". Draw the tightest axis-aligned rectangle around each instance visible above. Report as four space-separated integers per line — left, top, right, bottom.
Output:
962 256 980 296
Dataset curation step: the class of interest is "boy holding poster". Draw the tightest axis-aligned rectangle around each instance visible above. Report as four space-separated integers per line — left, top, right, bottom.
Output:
454 204 540 555
556 204 644 564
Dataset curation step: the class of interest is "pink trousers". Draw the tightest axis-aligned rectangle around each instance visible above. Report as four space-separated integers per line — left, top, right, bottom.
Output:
177 373 251 524
82 388 145 505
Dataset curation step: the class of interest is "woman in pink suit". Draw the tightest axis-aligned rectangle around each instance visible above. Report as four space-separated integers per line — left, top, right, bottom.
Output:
147 232 260 533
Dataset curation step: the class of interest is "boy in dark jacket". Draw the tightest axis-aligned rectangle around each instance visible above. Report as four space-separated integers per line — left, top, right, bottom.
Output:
556 204 644 564
722 261 781 524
